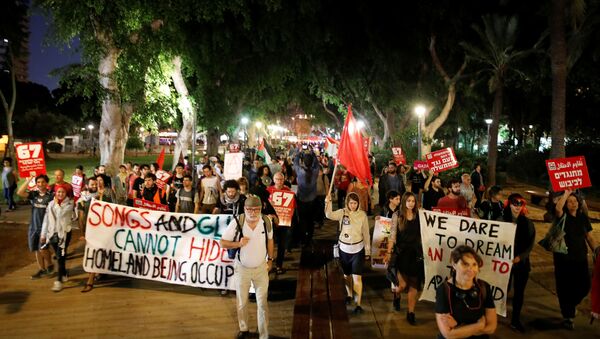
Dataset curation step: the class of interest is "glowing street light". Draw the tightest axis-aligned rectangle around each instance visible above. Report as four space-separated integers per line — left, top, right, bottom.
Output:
485 118 493 151
255 121 263 128
414 105 427 159
241 117 249 125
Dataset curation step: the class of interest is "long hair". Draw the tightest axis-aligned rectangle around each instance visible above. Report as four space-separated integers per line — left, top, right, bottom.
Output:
563 193 584 215
397 192 417 231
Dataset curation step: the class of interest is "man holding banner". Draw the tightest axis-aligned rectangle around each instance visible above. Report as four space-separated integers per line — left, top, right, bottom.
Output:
220 196 274 339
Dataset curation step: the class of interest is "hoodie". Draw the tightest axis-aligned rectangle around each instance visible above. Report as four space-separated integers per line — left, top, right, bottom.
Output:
325 192 371 255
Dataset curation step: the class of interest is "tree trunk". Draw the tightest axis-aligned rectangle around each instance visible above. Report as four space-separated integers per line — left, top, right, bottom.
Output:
206 128 220 156
98 46 131 175
171 56 195 168
0 52 16 158
550 0 567 159
370 102 390 145
487 84 503 186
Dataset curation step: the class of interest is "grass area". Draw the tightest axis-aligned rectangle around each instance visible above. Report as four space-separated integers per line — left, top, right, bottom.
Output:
1 153 175 204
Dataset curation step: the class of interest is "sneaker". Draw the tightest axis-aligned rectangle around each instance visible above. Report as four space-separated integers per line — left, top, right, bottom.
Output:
407 312 416 325
345 296 353 305
31 269 46 280
353 306 364 314
52 281 62 292
46 265 55 275
61 274 69 283
562 318 574 330
510 321 526 333
236 331 249 339
393 297 400 311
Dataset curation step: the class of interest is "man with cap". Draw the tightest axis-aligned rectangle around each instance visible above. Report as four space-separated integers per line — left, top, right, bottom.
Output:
220 195 274 339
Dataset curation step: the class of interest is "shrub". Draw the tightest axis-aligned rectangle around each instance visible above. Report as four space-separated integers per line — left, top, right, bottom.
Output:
46 142 63 153
126 136 145 150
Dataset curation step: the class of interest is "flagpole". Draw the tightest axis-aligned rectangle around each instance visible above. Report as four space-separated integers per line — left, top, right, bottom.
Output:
327 161 338 198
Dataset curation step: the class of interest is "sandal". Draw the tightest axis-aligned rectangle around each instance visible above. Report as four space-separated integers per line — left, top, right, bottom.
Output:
81 284 94 293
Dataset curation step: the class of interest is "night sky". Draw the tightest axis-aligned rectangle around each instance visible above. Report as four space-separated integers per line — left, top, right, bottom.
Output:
29 10 80 91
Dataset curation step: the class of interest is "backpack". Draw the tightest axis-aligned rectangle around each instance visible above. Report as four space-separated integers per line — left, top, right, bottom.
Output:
227 213 273 260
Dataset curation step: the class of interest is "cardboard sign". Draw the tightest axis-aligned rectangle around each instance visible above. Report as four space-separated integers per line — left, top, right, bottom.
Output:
371 217 393 269
229 143 240 153
425 147 458 173
71 175 84 198
268 189 296 226
546 156 591 192
413 160 429 170
432 207 470 217
224 152 244 180
84 199 237 290
419 210 516 317
15 142 46 178
133 198 170 212
155 170 172 190
392 147 406 165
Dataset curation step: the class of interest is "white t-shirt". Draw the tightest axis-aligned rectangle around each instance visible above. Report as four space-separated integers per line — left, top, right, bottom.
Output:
221 217 273 268
201 176 219 204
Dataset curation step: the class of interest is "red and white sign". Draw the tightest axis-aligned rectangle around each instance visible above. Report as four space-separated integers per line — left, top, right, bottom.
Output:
413 160 429 170
363 137 372 154
392 147 406 165
229 143 240 153
133 198 170 212
155 170 172 190
15 142 46 178
71 175 84 198
268 189 296 226
425 147 458 173
546 156 591 192
432 207 470 217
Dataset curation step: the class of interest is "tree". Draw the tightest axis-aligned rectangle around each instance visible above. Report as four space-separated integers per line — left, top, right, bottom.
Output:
461 15 540 185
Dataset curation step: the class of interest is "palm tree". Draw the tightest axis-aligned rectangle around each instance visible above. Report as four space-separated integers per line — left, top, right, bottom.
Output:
460 15 540 186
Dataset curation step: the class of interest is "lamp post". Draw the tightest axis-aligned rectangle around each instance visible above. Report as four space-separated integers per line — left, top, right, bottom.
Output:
414 105 426 159
87 124 95 156
457 127 462 150
485 118 493 153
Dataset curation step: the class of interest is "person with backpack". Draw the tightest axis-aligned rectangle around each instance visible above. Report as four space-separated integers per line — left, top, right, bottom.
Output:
175 175 200 214
435 245 497 339
220 195 274 339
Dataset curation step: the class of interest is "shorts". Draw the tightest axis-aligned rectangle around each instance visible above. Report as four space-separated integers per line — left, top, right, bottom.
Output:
339 249 365 276
28 224 42 252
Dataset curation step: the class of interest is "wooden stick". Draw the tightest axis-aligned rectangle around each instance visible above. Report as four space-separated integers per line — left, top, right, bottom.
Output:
327 162 339 198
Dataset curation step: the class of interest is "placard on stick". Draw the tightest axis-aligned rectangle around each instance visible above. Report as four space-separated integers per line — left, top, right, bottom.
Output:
392 147 406 165
546 156 591 192
15 142 46 178
425 147 458 173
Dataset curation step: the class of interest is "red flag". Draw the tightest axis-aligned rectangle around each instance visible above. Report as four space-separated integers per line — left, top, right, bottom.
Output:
338 105 372 186
156 147 166 170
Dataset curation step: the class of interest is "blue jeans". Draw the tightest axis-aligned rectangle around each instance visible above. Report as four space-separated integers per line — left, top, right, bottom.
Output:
4 185 16 210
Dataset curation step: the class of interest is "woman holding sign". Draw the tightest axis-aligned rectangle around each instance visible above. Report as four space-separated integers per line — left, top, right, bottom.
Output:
552 189 600 330
385 192 424 325
325 192 371 314
435 246 497 339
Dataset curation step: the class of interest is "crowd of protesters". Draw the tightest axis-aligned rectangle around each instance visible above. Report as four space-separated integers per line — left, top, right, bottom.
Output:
5 143 600 338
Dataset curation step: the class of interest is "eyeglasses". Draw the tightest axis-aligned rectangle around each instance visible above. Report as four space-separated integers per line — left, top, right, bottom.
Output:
511 201 524 207
245 207 261 213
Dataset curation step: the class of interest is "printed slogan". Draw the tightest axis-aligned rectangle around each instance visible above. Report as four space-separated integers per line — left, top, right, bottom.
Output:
83 200 237 290
419 210 516 316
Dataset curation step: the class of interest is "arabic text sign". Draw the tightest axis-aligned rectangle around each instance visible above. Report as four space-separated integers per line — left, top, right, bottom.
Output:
15 142 46 178
425 147 458 173
546 156 591 192
371 217 393 269
419 210 516 317
84 200 236 290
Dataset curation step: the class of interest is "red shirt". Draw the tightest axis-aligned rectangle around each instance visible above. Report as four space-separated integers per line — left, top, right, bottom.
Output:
436 195 468 210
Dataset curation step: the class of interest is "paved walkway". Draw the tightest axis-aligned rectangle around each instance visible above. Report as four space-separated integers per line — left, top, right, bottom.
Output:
1 202 599 338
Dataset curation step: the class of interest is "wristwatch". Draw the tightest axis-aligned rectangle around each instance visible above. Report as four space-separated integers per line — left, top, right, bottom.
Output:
267 256 273 261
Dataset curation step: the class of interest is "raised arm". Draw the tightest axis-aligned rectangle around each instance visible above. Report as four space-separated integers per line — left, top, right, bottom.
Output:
555 189 571 218
17 176 33 199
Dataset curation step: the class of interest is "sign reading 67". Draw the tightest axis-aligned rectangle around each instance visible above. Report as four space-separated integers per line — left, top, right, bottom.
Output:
15 142 46 178
268 189 296 226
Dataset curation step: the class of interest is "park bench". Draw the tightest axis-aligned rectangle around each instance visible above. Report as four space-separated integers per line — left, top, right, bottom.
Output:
525 190 549 205
292 242 351 339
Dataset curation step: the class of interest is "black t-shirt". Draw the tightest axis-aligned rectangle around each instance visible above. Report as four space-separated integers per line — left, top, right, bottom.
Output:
478 200 503 221
435 280 495 339
409 172 426 193
133 177 145 197
562 212 593 261
168 175 185 202
424 188 446 210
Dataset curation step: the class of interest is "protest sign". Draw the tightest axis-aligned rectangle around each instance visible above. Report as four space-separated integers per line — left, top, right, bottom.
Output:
83 200 237 290
224 152 244 180
546 156 591 192
432 207 470 217
413 161 429 170
419 209 516 316
134 198 170 212
72 175 84 198
154 170 172 190
363 137 372 154
268 189 296 226
392 147 406 165
229 143 240 153
15 142 46 178
371 217 393 269
425 147 458 173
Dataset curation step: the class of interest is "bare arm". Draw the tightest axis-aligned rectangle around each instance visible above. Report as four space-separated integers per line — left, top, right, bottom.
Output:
436 313 485 339
586 232 599 252
423 171 434 192
16 177 33 199
475 308 497 335
555 189 571 218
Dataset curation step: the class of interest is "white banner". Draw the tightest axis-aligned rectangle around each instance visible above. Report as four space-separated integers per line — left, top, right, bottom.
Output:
371 217 392 269
224 152 245 180
83 199 237 290
419 210 516 317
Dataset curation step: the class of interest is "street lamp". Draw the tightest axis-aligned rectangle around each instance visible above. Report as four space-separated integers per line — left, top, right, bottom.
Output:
414 105 426 159
485 118 493 153
457 127 462 149
87 124 95 155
